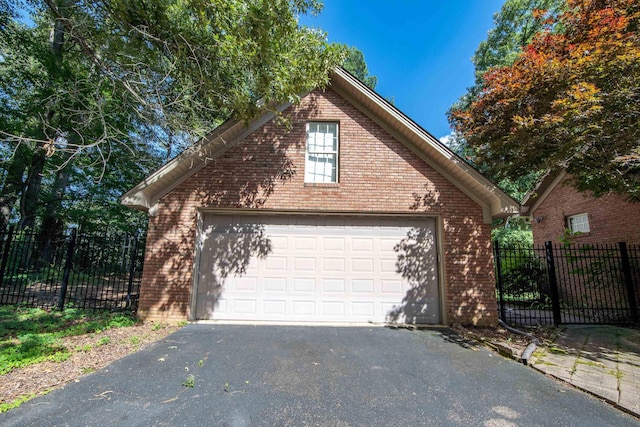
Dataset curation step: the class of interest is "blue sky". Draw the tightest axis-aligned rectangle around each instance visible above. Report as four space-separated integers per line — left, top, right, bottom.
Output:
300 1 506 140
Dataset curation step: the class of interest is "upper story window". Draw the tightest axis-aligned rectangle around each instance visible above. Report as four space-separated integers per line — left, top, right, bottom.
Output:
567 213 590 233
305 122 338 183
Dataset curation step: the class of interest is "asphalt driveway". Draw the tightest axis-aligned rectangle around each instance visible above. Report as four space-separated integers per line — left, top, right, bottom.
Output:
1 325 637 426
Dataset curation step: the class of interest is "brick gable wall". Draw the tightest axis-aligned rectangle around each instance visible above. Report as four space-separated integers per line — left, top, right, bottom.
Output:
139 88 497 325
531 180 640 246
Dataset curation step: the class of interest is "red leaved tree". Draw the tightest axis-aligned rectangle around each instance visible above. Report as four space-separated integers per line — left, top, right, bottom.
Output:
451 0 640 201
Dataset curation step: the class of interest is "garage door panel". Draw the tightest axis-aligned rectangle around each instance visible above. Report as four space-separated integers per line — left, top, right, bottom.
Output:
322 301 346 316
293 300 316 316
322 258 345 272
380 258 397 274
264 278 287 292
323 237 345 251
214 299 228 314
351 258 374 273
233 299 257 314
351 279 374 293
381 280 403 294
263 300 286 315
195 214 440 324
292 278 315 293
270 235 289 248
322 279 345 293
351 301 375 317
294 236 316 251
379 237 400 252
235 277 257 291
265 256 287 271
294 257 315 271
351 237 373 252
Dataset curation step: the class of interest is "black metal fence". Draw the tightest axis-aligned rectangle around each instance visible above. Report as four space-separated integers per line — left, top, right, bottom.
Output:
0 226 146 312
494 241 639 326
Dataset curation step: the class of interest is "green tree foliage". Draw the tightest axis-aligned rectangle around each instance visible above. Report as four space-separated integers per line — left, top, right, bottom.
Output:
453 0 565 113
473 0 565 81
0 0 345 233
446 0 564 204
451 0 640 202
0 0 17 30
492 217 534 247
342 46 377 89
444 1 565 246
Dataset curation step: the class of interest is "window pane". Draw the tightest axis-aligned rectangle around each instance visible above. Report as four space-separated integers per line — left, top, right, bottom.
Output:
305 122 338 183
307 123 337 153
569 214 590 233
305 153 337 183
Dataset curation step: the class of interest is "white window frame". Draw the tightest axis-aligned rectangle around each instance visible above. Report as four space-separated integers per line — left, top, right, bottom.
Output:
304 122 339 183
567 213 590 233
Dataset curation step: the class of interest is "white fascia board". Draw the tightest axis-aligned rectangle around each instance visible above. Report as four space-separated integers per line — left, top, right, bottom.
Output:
120 103 292 211
331 69 519 221
526 170 568 217
120 191 151 212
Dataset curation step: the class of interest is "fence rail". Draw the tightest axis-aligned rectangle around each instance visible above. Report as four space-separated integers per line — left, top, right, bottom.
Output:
494 241 639 327
0 226 145 312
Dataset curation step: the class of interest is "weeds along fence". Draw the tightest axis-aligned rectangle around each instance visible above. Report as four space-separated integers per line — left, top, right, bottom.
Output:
494 241 639 327
0 226 146 312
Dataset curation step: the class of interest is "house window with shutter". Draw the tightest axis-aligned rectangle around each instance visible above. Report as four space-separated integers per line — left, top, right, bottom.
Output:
305 122 339 183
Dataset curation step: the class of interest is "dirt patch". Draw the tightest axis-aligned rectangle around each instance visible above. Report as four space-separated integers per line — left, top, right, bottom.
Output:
452 324 558 359
0 322 182 407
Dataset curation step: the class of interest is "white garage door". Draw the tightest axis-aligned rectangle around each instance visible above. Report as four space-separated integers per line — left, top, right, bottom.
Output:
194 214 440 324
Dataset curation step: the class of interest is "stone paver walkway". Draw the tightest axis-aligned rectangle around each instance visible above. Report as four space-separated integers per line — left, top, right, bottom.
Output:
530 325 640 417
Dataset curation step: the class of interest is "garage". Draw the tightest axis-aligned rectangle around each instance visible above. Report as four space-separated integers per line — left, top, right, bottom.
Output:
123 69 517 325
193 214 440 324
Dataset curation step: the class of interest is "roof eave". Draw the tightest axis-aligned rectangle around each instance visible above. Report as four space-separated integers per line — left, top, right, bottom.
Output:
521 170 567 215
120 105 292 211
122 68 521 222
329 68 520 221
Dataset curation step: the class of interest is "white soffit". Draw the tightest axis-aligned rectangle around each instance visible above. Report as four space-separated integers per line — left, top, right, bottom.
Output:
521 170 568 215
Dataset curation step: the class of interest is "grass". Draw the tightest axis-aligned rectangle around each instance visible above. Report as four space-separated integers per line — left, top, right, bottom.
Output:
97 336 111 346
0 305 137 375
575 359 605 369
548 346 569 355
0 393 39 413
182 374 195 388
151 322 166 331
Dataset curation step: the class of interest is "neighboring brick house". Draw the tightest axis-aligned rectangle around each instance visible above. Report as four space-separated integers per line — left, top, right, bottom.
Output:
523 171 640 246
122 68 518 326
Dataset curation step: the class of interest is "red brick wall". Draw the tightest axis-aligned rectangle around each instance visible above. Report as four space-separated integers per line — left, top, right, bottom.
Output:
531 180 640 246
139 88 497 325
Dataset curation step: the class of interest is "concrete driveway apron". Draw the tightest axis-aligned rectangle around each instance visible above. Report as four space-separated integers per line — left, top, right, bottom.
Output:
1 324 637 426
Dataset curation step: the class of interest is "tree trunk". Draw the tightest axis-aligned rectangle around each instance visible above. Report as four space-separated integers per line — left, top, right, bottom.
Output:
0 145 28 231
19 147 46 230
37 165 72 264
18 9 68 231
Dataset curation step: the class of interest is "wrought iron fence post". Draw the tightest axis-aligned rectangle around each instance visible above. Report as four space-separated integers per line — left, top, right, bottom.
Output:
494 240 506 322
0 225 14 287
545 241 562 326
619 242 639 324
126 232 139 307
57 228 77 310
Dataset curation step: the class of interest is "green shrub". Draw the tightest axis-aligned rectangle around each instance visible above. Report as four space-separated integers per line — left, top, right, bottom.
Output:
497 246 549 301
0 305 137 374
